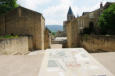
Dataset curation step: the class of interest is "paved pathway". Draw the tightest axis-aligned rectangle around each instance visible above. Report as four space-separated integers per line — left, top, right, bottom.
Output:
51 44 62 49
0 54 44 76
39 48 113 76
0 49 115 76
91 52 115 75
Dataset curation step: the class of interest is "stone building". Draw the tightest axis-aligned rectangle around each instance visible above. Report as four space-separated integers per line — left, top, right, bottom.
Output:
0 6 45 50
64 2 115 48
77 2 115 33
55 31 66 37
77 3 103 33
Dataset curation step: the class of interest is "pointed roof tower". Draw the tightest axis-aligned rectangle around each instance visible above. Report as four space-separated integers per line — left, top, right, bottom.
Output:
67 6 74 16
67 6 75 21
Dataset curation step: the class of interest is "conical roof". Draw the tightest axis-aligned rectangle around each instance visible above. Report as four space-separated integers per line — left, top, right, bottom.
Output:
67 7 74 15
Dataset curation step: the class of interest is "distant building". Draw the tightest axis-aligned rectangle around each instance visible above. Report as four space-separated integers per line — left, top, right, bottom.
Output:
64 2 115 48
55 31 66 37
0 6 48 50
77 2 115 33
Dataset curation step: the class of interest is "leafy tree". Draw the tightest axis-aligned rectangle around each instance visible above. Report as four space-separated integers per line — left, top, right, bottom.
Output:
52 32 56 36
98 4 115 35
0 0 18 15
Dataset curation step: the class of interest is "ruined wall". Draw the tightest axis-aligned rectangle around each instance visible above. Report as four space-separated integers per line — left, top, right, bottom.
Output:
44 29 51 49
0 37 29 55
40 16 45 50
28 37 33 51
66 21 71 47
71 19 79 47
81 35 115 53
66 19 80 48
0 7 45 50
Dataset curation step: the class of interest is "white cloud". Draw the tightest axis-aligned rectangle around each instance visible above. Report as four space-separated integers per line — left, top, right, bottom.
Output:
42 0 102 25
43 0 74 25
17 0 52 10
17 0 115 25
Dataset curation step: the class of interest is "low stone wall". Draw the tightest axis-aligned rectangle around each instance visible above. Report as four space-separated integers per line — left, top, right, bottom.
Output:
52 40 65 44
0 37 29 55
81 35 115 53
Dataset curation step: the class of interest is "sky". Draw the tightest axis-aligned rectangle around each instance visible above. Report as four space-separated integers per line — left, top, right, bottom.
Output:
17 0 115 25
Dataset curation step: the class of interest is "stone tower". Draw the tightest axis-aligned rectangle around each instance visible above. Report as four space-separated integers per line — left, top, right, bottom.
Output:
67 7 75 21
63 7 75 36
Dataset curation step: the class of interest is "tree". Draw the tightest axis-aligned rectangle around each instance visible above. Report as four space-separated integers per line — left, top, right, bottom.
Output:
0 0 18 15
98 4 115 35
52 32 56 36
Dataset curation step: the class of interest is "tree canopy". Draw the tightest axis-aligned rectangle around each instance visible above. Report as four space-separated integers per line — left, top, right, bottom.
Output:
0 0 18 15
98 4 115 35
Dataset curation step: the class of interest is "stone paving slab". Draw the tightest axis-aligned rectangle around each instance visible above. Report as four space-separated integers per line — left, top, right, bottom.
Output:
0 49 115 76
91 52 115 75
39 48 114 76
0 53 44 76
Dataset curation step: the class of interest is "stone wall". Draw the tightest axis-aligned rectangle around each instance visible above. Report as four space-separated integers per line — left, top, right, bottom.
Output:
81 35 115 53
66 19 80 48
44 29 51 49
0 6 45 50
0 37 29 55
28 37 33 51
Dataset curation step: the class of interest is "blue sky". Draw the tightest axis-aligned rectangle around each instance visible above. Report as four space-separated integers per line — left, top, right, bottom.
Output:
17 0 115 25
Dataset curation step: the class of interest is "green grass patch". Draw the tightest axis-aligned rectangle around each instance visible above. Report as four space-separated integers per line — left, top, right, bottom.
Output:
0 35 18 39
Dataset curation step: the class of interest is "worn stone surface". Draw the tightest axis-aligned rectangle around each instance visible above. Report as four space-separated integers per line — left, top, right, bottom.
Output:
0 49 115 76
39 48 114 76
0 6 45 50
81 35 115 52
0 53 44 76
91 52 115 75
0 37 29 55
44 28 51 49
65 19 80 48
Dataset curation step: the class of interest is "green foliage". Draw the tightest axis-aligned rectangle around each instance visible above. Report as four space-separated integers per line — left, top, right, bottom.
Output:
0 0 18 15
51 32 56 36
0 35 18 39
98 4 115 35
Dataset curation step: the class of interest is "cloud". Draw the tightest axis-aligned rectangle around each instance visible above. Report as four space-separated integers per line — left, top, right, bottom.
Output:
17 0 52 10
42 0 103 25
17 0 115 25
43 0 74 25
